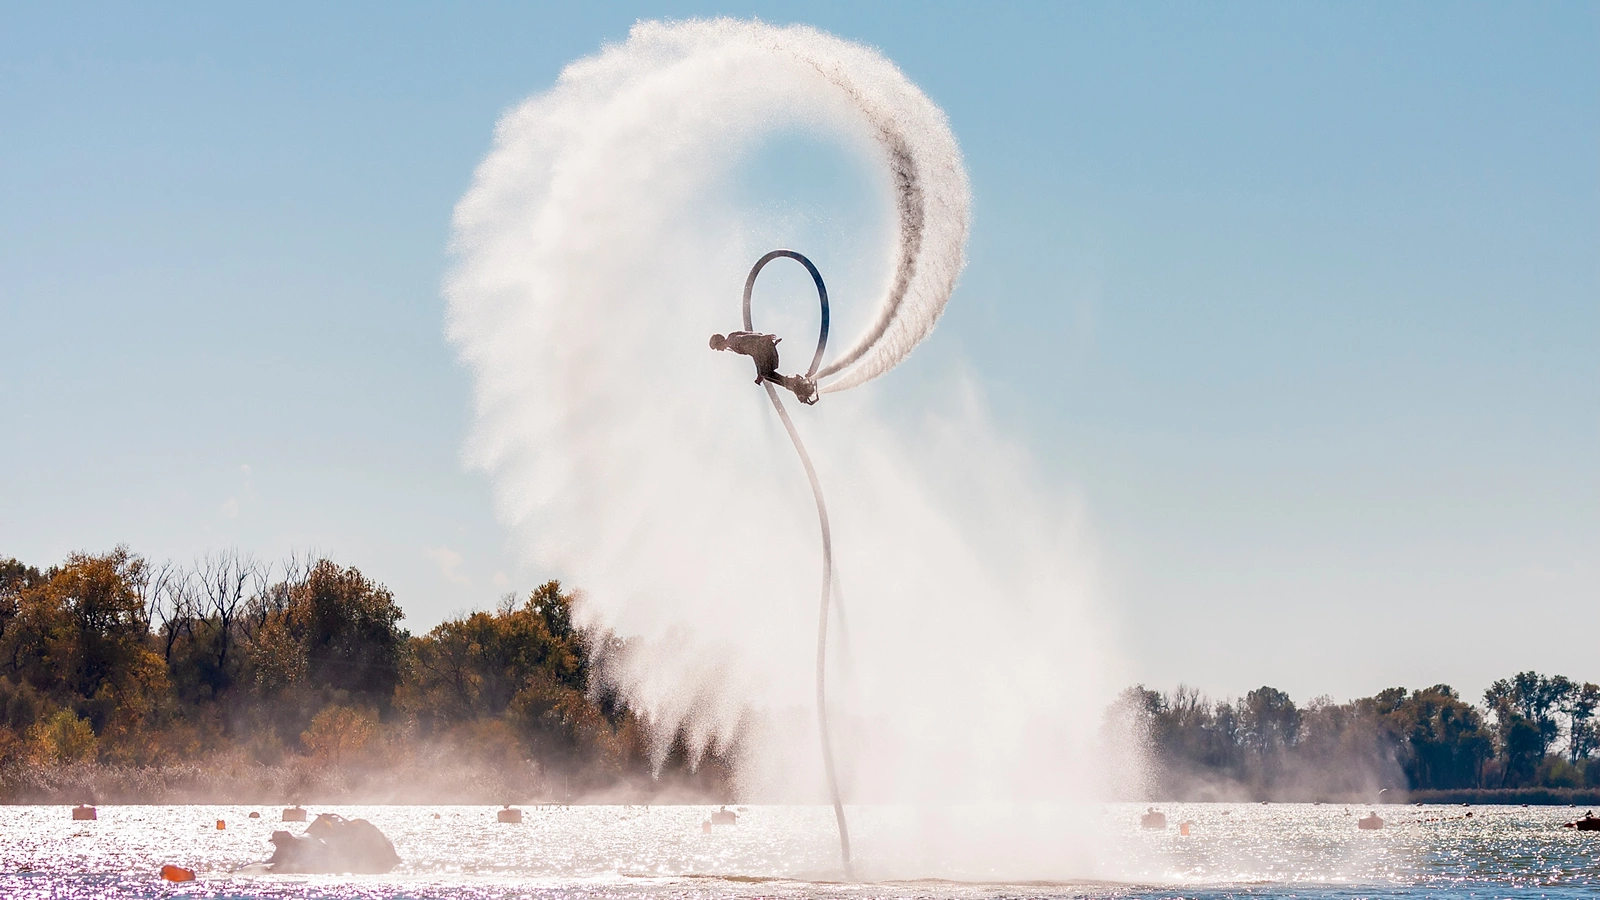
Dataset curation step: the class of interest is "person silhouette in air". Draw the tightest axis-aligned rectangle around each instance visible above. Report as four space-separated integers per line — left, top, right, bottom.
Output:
710 331 818 404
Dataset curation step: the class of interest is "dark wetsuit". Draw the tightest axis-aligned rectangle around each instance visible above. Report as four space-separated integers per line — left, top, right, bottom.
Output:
719 331 782 383
712 330 819 405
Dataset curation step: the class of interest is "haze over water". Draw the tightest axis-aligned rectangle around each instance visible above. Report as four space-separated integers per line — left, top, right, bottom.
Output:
4 804 1596 899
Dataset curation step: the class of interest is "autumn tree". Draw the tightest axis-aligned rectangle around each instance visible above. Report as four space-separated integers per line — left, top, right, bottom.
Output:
402 581 629 782
298 560 407 708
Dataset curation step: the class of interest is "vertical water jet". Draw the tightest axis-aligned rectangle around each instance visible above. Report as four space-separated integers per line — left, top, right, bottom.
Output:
717 249 850 873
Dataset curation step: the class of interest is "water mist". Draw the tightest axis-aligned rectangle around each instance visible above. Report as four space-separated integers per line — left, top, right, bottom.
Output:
447 19 1127 880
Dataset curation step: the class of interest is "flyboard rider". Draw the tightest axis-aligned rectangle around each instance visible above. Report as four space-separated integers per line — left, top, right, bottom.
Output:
709 331 819 405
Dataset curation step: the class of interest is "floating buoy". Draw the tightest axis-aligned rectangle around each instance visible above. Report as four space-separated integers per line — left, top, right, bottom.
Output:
1179 821 1192 836
248 811 261 819
71 804 97 821
497 806 522 824
701 819 713 834
216 819 226 830
432 812 441 820
282 806 307 822
159 864 195 882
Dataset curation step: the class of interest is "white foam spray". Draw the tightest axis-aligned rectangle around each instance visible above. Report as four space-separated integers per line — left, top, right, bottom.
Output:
447 19 1126 880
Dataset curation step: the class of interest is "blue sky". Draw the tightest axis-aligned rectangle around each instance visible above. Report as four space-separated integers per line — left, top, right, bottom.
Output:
1 2 1595 703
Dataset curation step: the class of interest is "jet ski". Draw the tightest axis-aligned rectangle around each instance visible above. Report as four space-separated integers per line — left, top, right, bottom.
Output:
264 813 401 874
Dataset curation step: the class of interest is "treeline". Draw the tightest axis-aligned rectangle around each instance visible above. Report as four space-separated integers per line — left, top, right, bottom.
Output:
0 547 729 803
1110 676 1600 801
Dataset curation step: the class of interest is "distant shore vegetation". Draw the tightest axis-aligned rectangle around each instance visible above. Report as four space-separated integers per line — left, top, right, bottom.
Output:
1110 674 1600 802
0 547 731 804
5 547 1595 805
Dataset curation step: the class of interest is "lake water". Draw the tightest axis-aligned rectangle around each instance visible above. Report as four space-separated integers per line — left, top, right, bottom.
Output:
1 803 1595 899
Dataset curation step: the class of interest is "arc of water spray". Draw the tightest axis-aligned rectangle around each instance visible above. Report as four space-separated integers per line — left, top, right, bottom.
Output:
740 250 851 876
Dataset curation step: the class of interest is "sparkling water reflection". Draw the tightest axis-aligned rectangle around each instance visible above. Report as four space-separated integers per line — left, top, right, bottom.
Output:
2 803 1596 899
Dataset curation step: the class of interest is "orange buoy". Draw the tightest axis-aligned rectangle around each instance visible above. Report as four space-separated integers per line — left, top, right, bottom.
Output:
160 864 195 882
701 819 713 834
216 819 226 830
1179 821 1192 836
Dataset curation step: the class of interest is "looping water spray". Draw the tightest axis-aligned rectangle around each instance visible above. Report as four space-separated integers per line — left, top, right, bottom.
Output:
451 21 974 879
711 249 851 876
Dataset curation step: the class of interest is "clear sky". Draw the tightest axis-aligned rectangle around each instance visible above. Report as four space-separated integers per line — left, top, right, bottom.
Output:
2 2 1595 705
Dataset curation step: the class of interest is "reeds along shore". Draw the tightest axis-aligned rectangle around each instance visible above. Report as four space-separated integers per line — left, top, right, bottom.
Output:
0 548 735 804
0 756 730 805
1402 788 1600 805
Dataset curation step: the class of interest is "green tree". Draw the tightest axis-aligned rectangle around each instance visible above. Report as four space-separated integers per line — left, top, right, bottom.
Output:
0 558 47 682
1238 686 1299 789
399 581 639 785
1561 681 1599 764
1241 686 1300 754
405 583 582 726
1297 694 1401 795
1484 674 1562 787
0 559 43 656
406 583 587 724
1378 685 1491 789
218 558 406 751
297 560 408 709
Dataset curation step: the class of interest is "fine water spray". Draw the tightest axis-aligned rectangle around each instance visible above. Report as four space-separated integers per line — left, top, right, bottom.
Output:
449 20 978 872
445 18 1116 880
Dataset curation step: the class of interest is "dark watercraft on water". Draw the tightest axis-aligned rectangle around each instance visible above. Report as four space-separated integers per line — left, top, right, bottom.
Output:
265 813 401 874
1563 812 1600 831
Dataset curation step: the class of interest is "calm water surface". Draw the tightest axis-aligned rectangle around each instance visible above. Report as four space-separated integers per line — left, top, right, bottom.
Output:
1 803 1595 899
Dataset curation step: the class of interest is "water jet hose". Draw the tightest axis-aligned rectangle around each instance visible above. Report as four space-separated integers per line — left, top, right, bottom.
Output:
741 250 851 876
